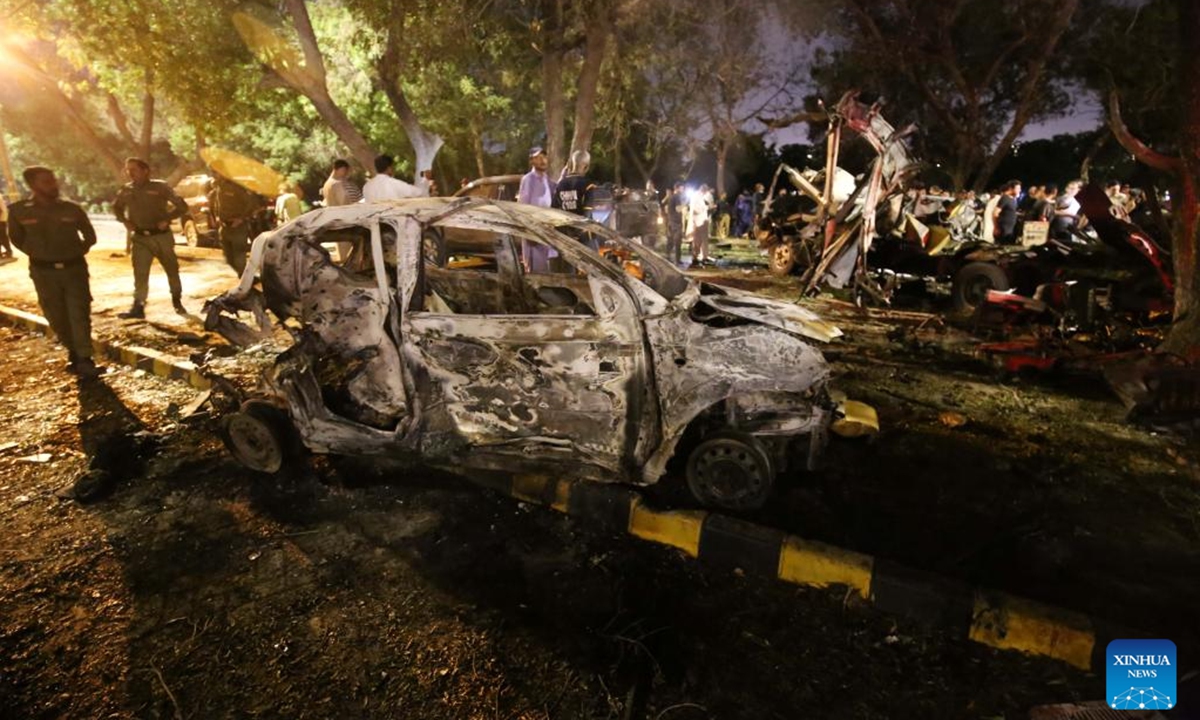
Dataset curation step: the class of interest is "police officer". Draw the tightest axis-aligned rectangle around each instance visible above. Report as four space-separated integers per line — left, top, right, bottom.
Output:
112 158 188 318
552 149 596 217
7 166 103 378
212 173 261 277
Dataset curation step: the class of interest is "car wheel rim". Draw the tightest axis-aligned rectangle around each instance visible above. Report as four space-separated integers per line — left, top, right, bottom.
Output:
423 236 441 264
965 276 994 306
690 439 767 507
225 412 283 473
771 243 793 269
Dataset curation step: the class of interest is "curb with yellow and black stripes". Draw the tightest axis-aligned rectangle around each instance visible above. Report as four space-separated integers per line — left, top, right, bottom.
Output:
482 472 1133 674
0 304 211 390
0 301 1133 673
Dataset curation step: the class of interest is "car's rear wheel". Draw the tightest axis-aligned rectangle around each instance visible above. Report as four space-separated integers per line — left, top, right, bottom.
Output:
685 432 775 511
951 261 1010 313
183 219 200 247
220 401 295 474
768 241 797 276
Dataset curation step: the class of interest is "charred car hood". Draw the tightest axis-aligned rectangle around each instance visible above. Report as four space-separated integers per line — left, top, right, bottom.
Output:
692 283 843 343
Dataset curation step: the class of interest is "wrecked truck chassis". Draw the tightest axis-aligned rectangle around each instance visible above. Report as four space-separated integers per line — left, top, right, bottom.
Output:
205 198 843 510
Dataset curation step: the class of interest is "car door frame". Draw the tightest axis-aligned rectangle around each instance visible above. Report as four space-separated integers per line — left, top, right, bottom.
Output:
397 210 654 482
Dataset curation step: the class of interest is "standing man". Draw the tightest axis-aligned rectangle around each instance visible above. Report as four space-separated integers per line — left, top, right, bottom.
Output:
320 159 362 207
8 166 103 377
553 150 596 217
1051 179 1083 240
663 181 686 265
362 154 428 202
517 146 555 271
993 179 1022 245
733 188 754 238
112 157 188 318
689 183 714 267
751 183 765 228
274 184 303 226
1031 183 1058 222
212 173 261 277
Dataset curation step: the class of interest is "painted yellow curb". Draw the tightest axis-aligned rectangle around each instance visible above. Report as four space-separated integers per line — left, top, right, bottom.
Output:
628 499 707 558
0 304 211 391
968 592 1096 670
778 535 874 599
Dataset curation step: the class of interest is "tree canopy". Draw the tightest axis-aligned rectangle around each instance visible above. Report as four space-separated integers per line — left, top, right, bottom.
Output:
0 0 1182 202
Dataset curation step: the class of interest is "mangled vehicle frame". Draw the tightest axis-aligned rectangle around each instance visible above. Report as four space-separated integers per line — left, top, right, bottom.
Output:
758 93 1174 327
758 92 922 297
205 198 845 510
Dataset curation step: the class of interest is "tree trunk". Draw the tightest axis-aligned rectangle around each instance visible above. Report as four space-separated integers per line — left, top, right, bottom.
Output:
470 118 486 178
567 14 611 158
305 88 376 170
374 13 445 175
542 46 567 178
715 137 729 198
140 81 155 161
164 130 208 186
105 93 137 150
379 80 444 174
970 0 1079 192
612 121 623 187
276 0 376 169
1164 0 1200 352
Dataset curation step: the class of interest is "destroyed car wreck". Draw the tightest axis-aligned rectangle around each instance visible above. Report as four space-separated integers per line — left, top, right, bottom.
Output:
204 198 848 510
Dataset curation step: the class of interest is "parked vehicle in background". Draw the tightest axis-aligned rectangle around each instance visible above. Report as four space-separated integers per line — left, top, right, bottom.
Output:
171 174 219 247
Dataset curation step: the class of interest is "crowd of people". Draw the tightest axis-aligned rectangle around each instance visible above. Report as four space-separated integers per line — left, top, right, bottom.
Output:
926 176 1162 247
6 137 1168 383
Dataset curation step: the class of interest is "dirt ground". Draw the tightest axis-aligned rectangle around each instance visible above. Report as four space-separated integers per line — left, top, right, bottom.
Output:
0 240 1196 718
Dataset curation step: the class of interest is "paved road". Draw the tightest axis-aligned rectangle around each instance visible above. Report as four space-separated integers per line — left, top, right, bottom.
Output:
0 215 241 324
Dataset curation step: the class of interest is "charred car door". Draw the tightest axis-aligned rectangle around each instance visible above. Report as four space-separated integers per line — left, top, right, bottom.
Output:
401 219 649 481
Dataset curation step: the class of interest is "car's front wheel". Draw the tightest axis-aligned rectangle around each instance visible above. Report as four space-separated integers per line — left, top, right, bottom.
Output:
685 432 775 511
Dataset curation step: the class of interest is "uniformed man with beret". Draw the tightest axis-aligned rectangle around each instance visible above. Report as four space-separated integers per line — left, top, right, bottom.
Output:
112 157 188 318
7 166 104 378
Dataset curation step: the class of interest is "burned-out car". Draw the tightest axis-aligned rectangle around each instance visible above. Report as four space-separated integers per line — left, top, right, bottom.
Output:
204 198 844 510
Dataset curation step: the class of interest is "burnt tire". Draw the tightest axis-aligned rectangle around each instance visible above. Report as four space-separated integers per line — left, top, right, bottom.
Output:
183 219 200 247
220 401 296 474
951 261 1010 313
423 227 447 267
768 242 797 276
685 432 775 511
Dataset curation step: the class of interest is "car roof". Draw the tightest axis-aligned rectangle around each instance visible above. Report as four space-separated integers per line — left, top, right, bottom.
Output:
305 197 586 228
452 175 523 197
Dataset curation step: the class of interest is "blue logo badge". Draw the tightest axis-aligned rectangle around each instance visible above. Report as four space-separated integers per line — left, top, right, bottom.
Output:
1107 639 1177 711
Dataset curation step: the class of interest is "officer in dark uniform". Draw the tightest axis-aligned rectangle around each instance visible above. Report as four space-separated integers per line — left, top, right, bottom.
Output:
112 157 188 318
7 166 103 378
552 149 596 217
211 173 261 277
